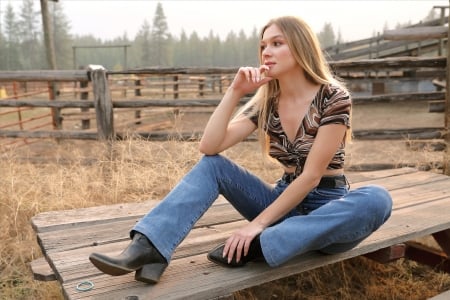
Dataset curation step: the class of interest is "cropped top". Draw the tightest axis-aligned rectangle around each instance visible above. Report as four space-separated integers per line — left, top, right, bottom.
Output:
246 84 351 175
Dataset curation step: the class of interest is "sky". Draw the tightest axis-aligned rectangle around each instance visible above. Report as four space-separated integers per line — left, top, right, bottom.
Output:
2 0 450 42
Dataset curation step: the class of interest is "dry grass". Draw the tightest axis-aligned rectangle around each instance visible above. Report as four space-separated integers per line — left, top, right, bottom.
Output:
1 137 449 300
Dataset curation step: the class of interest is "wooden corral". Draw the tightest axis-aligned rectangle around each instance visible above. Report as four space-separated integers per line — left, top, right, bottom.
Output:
0 56 448 174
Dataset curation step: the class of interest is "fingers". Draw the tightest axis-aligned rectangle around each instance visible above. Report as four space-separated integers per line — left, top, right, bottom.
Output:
223 235 252 263
239 65 270 83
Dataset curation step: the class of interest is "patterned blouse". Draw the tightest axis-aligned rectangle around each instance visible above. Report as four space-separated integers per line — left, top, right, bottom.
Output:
246 84 351 175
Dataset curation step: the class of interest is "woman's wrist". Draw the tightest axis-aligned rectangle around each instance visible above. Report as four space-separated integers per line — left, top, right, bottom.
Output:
226 85 246 99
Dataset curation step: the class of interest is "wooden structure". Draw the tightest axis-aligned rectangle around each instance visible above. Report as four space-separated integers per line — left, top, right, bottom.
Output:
30 167 450 299
0 57 446 142
325 15 449 60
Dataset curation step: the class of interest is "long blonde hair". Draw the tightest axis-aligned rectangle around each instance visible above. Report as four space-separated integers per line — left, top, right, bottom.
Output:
236 16 351 155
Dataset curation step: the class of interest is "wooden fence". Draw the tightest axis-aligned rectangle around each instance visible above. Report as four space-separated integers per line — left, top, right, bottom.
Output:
0 57 449 173
324 15 449 60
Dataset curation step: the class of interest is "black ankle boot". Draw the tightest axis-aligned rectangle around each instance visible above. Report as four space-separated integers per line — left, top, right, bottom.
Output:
89 232 168 283
207 235 264 268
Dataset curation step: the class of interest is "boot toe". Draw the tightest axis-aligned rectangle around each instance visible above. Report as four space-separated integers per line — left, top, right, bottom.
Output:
89 252 134 276
207 244 245 268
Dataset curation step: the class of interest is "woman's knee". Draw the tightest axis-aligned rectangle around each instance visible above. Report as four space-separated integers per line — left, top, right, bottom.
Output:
357 184 393 221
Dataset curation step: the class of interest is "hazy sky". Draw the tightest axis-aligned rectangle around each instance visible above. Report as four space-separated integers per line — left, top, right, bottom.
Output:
3 0 450 42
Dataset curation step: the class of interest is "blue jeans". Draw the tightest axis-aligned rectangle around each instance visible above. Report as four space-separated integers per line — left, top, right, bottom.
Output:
133 155 392 267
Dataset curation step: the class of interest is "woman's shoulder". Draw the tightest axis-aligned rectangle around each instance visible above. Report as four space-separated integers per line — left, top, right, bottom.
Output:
322 82 350 96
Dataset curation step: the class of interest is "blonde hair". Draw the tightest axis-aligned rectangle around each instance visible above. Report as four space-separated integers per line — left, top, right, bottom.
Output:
236 16 351 155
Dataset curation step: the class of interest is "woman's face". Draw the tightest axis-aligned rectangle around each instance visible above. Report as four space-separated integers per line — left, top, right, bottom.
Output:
260 24 298 78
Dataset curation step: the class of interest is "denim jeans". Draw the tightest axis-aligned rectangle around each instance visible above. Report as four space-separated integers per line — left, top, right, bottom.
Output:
133 154 392 267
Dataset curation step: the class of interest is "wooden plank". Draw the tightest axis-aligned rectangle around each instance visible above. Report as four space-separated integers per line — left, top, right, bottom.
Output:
384 26 448 40
32 169 414 233
32 197 230 233
32 168 425 253
35 204 244 254
33 170 448 255
363 244 405 263
429 100 445 113
429 290 450 300
405 241 450 273
42 187 450 292
58 197 450 300
31 169 450 298
0 70 88 82
30 257 57 281
433 229 450 255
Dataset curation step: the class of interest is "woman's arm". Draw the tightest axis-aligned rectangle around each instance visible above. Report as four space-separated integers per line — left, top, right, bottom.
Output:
199 87 256 155
222 123 348 263
199 66 271 155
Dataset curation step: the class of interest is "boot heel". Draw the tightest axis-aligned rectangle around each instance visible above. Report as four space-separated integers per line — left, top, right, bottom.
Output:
135 263 167 284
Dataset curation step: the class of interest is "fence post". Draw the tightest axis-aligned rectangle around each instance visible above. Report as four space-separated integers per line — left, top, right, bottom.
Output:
173 75 179 99
134 78 142 125
80 79 90 129
89 65 115 141
47 81 62 130
444 4 450 176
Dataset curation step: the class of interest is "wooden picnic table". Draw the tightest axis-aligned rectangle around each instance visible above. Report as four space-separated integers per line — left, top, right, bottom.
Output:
31 167 450 299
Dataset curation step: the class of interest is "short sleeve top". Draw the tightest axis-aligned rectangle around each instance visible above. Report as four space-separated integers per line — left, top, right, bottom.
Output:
246 84 351 174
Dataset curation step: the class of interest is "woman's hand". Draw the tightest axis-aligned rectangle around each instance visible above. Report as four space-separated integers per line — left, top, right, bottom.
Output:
230 65 273 96
222 221 265 263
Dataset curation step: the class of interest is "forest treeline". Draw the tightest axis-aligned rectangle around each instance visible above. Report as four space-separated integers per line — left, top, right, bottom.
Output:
0 1 437 71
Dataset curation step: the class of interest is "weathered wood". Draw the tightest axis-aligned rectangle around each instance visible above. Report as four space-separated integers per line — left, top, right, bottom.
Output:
433 229 450 255
90 66 114 140
429 100 446 113
0 130 98 140
30 257 57 281
0 91 443 109
57 195 450 300
330 39 440 61
445 9 450 176
0 126 444 141
30 169 450 300
352 127 445 140
363 244 405 263
441 10 450 176
405 241 450 273
352 91 445 104
429 289 450 300
384 26 448 40
333 56 446 72
406 140 446 151
324 17 448 56
0 70 88 82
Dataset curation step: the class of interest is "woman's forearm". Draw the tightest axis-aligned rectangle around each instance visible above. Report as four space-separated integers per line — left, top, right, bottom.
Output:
199 87 244 154
253 175 320 228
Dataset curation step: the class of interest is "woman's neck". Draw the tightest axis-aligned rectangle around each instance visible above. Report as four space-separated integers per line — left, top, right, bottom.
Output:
278 75 321 104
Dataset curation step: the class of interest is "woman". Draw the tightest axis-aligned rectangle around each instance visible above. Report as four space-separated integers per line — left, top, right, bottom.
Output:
89 15 392 284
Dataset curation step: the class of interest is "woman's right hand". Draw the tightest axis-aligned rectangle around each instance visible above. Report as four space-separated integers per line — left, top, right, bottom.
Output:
229 65 273 96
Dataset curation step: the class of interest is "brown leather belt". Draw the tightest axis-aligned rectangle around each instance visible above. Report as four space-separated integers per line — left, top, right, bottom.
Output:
281 173 348 188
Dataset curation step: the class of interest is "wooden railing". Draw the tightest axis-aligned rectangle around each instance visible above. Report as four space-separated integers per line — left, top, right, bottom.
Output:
0 57 449 172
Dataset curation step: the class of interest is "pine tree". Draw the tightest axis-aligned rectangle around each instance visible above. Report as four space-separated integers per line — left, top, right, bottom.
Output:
151 2 170 66
3 3 21 70
317 22 336 49
135 19 152 67
18 0 43 69
50 1 73 69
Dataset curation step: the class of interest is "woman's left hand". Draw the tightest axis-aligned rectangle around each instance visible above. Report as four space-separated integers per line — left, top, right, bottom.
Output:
222 222 265 263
